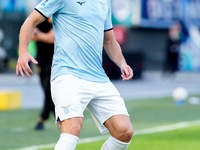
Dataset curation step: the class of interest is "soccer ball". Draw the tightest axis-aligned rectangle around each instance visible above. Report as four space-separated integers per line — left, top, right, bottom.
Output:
172 87 188 106
172 87 188 100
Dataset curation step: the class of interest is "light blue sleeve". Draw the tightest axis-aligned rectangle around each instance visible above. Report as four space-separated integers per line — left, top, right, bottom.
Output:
35 0 64 18
104 0 113 31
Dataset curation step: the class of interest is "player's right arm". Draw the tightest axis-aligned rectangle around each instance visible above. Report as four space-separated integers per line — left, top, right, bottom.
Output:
16 10 46 78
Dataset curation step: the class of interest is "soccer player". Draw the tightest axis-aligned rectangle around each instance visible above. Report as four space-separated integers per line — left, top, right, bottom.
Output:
16 0 134 149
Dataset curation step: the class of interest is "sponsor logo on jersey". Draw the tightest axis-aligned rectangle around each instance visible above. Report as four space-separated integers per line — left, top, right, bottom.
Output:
41 0 50 7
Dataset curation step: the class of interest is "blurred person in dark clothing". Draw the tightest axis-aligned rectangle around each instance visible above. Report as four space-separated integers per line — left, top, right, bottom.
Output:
163 22 183 75
31 17 55 130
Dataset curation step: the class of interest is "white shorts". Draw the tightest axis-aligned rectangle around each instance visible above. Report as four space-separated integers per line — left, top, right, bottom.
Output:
51 75 129 134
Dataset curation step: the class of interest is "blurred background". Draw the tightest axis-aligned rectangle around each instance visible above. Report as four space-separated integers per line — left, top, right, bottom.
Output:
0 0 200 149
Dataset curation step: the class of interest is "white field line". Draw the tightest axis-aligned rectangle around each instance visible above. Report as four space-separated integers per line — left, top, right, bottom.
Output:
16 120 200 150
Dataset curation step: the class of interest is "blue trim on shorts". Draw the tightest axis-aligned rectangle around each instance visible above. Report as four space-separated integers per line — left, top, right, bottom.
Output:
57 117 60 121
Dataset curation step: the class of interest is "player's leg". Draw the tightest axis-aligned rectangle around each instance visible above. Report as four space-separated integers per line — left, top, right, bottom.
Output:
51 75 94 150
104 115 133 142
101 115 133 150
60 117 83 136
87 81 133 150
55 117 83 150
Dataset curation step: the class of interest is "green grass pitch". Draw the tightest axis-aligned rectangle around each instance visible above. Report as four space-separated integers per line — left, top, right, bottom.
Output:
75 126 200 150
0 95 200 150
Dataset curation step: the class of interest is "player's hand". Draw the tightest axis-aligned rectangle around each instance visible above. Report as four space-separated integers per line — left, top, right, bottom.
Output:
16 51 38 78
120 64 133 81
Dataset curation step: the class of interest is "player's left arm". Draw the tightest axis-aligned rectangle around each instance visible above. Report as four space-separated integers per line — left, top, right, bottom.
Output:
103 30 133 81
32 28 55 44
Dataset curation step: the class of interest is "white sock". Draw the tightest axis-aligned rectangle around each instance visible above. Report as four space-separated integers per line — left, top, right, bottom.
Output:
54 133 79 150
101 136 131 150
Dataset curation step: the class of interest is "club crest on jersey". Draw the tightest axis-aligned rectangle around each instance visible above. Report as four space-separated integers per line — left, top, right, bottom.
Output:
61 105 70 114
41 0 50 7
99 1 106 11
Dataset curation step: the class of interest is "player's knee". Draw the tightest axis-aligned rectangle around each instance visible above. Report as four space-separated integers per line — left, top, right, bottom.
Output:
123 125 134 140
116 124 134 142
127 125 134 139
60 119 83 136
62 122 82 136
